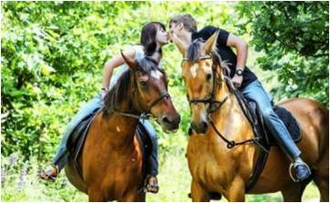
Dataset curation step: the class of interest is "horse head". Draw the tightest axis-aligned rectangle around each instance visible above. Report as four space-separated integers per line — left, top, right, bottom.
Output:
121 53 181 132
179 30 229 134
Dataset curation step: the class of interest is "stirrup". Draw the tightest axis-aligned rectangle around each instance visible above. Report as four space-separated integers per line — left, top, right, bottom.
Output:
289 161 311 182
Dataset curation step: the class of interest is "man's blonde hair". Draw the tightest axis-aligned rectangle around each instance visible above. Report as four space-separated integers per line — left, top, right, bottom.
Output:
169 14 197 33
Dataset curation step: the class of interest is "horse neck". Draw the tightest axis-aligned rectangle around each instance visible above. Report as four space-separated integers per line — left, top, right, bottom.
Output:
211 83 253 142
101 77 141 146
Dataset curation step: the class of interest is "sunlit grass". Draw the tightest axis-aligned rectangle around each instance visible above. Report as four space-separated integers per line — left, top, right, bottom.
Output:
1 151 320 202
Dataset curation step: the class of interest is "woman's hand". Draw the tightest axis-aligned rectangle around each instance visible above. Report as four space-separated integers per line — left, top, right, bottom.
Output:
101 88 109 100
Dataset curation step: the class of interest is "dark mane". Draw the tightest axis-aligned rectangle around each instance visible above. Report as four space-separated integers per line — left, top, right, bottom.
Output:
102 57 165 116
102 70 132 116
186 38 203 63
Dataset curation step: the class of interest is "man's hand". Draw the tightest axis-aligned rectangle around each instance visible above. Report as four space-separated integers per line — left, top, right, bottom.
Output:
232 75 243 88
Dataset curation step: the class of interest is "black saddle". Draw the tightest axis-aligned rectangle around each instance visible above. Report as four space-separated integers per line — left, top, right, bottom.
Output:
68 109 150 180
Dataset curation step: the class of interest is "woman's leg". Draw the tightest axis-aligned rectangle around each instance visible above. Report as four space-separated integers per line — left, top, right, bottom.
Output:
40 95 102 179
241 80 311 182
139 119 159 193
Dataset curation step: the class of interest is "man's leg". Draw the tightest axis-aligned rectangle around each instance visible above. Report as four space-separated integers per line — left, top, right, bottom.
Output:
241 80 311 182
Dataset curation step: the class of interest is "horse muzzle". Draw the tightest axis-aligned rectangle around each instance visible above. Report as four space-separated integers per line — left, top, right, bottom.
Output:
190 120 208 134
159 113 181 132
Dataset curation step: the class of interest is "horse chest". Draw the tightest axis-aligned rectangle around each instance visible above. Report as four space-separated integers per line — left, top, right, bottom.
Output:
187 137 235 188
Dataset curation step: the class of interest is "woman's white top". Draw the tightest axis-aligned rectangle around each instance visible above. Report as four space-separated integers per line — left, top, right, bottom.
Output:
108 45 145 90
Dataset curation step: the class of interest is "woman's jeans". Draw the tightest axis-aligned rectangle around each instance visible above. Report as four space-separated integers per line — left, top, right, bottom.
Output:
52 94 158 176
240 80 301 161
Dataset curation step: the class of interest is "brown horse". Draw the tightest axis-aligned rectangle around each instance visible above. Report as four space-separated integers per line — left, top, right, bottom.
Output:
64 54 180 201
175 31 329 201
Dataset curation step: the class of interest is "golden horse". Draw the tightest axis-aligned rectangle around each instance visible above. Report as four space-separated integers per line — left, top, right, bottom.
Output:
174 31 329 201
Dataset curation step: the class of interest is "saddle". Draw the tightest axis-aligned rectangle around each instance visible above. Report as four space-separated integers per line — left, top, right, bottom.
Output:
233 90 302 192
67 109 151 181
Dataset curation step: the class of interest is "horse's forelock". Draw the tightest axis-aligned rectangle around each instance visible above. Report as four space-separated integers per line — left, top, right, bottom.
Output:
186 39 203 63
137 57 167 84
137 57 158 73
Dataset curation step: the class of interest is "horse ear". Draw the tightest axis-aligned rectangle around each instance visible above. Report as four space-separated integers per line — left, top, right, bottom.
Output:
121 51 137 70
171 33 187 56
202 30 220 54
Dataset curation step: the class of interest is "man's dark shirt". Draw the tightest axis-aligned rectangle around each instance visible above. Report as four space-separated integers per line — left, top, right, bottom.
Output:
191 26 257 89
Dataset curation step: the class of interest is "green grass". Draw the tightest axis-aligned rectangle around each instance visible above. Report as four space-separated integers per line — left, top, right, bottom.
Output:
1 151 320 202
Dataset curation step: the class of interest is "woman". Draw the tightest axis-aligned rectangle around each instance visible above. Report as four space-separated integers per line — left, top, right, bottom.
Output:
40 22 169 193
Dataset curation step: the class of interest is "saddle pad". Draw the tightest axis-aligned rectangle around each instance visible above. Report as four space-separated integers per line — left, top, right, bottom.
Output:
247 100 302 145
69 109 99 176
269 106 302 144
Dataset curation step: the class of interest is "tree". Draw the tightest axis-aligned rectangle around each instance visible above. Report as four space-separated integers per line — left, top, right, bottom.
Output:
235 2 329 106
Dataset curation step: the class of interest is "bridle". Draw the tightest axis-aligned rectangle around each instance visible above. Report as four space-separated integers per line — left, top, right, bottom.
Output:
110 67 171 120
183 53 229 114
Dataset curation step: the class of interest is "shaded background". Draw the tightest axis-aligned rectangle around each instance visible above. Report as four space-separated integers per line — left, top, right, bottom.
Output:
1 1 328 201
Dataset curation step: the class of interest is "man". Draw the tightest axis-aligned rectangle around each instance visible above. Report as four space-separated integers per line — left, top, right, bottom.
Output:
169 14 311 182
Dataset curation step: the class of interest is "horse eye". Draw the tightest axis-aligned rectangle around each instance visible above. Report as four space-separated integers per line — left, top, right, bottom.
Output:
206 73 212 81
139 81 147 87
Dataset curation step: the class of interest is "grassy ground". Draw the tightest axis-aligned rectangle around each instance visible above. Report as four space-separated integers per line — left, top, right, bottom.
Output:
1 149 321 202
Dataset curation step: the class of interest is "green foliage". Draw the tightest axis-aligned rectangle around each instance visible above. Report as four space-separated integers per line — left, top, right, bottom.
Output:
236 2 329 106
1 1 238 162
1 1 325 201
1 1 149 160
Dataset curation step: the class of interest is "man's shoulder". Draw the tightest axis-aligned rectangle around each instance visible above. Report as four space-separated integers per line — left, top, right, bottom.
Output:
198 25 218 34
193 26 218 40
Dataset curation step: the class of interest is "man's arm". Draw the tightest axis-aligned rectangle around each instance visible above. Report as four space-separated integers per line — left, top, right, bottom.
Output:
226 33 248 70
226 33 248 88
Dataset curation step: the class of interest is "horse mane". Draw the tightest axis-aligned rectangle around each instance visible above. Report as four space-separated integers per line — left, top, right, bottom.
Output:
102 70 132 116
186 38 231 77
102 57 166 116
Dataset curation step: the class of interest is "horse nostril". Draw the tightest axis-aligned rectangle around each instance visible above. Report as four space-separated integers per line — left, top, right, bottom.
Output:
201 121 208 132
162 116 171 124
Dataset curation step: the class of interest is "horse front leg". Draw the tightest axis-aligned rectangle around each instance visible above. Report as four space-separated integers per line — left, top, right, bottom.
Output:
121 189 145 202
223 176 246 202
190 180 211 202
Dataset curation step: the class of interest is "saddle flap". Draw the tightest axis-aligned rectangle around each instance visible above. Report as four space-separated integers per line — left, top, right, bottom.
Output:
246 100 302 145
